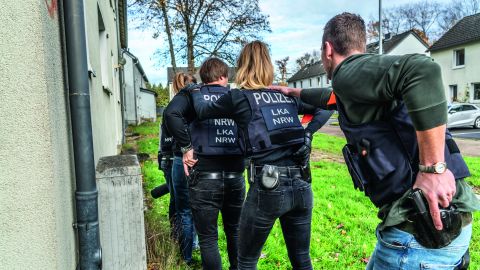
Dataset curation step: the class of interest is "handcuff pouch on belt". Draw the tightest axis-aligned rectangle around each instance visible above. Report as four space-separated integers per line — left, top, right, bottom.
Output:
408 189 462 249
259 165 280 190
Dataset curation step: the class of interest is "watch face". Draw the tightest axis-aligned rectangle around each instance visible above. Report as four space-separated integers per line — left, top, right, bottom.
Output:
435 163 447 173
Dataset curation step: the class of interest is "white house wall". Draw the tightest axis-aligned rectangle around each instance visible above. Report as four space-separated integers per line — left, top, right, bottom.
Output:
388 34 429 56
0 1 76 269
431 42 480 103
85 0 124 164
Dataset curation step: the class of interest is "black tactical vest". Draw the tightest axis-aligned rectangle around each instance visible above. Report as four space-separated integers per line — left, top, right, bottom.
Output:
338 99 470 207
190 85 243 156
242 89 304 154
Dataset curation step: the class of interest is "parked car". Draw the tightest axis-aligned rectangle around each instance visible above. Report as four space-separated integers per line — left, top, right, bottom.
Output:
447 103 480 128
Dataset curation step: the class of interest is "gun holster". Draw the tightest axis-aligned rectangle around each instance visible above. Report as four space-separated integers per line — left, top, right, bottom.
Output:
187 167 199 187
408 189 462 249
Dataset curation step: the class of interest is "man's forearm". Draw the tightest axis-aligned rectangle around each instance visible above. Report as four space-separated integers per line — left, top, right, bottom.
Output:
416 125 446 165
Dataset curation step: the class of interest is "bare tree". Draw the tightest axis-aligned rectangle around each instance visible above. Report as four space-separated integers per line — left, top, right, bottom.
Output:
275 57 289 85
295 50 320 71
438 0 479 34
129 0 271 72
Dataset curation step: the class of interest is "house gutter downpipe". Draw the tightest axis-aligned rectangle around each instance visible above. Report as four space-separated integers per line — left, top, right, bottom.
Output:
63 0 102 269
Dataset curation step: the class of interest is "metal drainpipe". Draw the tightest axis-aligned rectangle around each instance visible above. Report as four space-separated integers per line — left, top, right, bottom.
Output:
62 0 102 269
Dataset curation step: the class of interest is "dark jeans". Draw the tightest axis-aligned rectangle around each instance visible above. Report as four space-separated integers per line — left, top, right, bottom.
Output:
161 162 176 238
172 157 195 263
238 176 313 270
189 174 246 270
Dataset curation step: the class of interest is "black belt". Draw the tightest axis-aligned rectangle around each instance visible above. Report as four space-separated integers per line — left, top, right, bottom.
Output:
254 166 302 179
395 212 473 235
197 171 243 180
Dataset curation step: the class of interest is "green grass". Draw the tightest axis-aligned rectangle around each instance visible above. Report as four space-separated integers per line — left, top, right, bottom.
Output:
312 132 346 155
131 120 480 269
130 120 159 135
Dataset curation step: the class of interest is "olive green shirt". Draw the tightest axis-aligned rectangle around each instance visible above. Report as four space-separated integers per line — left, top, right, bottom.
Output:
300 53 480 228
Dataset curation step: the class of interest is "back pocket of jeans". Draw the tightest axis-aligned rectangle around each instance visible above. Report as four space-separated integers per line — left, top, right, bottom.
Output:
257 190 284 216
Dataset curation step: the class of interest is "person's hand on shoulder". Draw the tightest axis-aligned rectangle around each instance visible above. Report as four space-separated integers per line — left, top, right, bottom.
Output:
268 85 302 97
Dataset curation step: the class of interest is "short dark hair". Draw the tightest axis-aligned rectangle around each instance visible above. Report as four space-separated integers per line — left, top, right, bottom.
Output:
199 57 229 84
322 12 366 55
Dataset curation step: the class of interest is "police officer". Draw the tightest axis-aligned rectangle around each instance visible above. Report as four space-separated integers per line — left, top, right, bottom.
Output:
164 58 246 270
165 72 198 264
271 13 479 270
186 41 332 270
151 115 177 239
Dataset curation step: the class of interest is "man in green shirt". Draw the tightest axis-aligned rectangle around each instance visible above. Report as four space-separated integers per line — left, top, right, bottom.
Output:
273 12 479 269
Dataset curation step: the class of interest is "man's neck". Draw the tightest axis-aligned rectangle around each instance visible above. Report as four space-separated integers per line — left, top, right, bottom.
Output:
206 81 226 87
332 50 364 72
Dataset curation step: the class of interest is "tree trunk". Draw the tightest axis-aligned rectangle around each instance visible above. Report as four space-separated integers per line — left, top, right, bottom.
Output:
187 32 195 73
160 0 176 73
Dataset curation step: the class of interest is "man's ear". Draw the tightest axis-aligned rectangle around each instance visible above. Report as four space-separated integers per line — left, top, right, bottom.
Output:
323 41 334 60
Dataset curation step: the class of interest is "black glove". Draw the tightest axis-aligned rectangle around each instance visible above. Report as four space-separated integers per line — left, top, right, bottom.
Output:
293 131 313 166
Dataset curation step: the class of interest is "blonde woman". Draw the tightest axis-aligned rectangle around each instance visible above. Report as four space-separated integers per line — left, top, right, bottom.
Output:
187 41 331 270
163 72 198 264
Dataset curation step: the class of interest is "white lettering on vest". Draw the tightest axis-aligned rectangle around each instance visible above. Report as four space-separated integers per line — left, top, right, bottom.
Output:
252 92 295 105
273 116 295 125
271 108 290 116
215 137 236 144
214 118 235 126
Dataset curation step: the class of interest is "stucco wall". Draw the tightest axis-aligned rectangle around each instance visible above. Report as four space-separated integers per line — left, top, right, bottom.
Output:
431 41 480 103
388 34 429 56
0 1 76 269
85 0 124 164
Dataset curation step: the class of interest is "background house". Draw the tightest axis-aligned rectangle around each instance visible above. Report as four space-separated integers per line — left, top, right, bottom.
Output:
287 30 430 89
287 61 330 89
429 13 480 103
0 0 131 268
167 67 237 99
366 29 430 55
123 50 156 125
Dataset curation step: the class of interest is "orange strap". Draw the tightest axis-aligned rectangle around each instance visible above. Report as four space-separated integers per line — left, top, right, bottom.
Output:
327 92 336 106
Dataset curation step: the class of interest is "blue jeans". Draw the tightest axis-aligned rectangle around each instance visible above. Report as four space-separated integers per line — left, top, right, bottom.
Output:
172 157 196 263
238 176 313 270
366 223 472 270
189 175 245 270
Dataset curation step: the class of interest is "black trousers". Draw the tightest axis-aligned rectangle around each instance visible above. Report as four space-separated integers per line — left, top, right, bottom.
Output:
189 174 246 270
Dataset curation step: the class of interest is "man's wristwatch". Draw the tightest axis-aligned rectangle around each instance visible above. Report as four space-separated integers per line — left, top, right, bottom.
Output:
180 144 193 154
419 162 447 174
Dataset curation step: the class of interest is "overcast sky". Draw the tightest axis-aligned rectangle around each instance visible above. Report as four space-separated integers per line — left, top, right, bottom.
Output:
127 0 451 85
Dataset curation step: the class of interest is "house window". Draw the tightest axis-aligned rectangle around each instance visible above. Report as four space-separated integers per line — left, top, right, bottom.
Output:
293 82 297 88
449 85 457 102
300 81 303 88
309 79 312 87
474 83 480 100
317 77 321 86
453 49 465 67
98 7 111 93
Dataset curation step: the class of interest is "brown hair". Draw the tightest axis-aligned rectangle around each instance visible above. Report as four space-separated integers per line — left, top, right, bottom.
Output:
235 40 274 89
172 72 197 94
322 12 366 56
199 58 229 84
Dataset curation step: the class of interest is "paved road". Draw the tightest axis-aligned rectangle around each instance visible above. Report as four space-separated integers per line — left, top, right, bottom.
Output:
449 127 480 140
320 120 480 157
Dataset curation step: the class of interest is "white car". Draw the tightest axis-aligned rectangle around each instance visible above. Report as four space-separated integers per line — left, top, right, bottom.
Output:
447 103 480 129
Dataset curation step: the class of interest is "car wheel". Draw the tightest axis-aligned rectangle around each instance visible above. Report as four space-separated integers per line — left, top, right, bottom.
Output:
475 117 480 129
